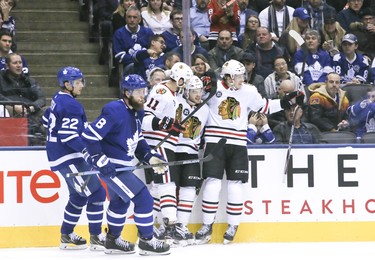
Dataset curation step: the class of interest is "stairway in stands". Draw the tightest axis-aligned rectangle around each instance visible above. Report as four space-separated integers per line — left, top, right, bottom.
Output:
12 0 118 122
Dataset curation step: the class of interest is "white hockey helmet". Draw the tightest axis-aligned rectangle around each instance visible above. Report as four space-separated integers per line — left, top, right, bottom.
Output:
220 59 246 79
184 75 203 99
170 62 193 87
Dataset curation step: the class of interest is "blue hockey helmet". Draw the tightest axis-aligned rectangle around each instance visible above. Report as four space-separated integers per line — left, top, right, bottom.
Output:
121 74 147 91
57 66 84 87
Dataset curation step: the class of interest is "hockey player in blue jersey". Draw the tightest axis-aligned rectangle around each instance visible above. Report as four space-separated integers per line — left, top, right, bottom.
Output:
347 86 375 138
332 33 370 85
81 74 171 256
44 67 106 250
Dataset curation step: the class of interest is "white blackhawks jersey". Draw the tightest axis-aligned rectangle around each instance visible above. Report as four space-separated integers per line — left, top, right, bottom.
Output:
205 80 283 146
142 82 181 151
176 95 209 154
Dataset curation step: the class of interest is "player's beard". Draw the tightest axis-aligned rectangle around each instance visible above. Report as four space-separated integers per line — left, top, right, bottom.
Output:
128 95 144 111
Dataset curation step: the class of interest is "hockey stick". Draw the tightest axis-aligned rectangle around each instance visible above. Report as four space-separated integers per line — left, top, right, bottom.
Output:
67 138 226 177
153 83 217 150
288 30 307 78
282 105 300 183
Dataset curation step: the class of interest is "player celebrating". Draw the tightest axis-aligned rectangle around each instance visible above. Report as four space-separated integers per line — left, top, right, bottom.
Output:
81 74 170 256
171 75 209 246
141 62 193 243
195 59 304 244
44 67 106 250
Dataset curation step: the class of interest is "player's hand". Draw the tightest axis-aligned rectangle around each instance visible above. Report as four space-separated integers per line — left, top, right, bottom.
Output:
280 91 305 109
159 116 185 136
82 148 92 165
91 153 116 178
149 154 167 174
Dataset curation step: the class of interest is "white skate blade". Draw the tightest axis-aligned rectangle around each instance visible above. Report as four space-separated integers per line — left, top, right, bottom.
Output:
104 248 136 254
89 244 105 251
223 238 233 245
139 249 171 256
195 235 211 245
59 243 87 250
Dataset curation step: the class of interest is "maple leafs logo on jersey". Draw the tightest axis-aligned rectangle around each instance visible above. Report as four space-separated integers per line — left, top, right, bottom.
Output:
126 131 139 158
156 88 167 94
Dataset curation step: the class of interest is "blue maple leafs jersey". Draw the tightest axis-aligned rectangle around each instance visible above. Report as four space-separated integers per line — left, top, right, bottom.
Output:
332 52 369 83
82 99 151 167
44 91 88 171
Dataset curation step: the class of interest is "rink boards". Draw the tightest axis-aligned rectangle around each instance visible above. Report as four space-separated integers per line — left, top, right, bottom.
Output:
1 144 375 247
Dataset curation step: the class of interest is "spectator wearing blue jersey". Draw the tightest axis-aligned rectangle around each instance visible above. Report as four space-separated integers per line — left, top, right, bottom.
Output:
0 0 16 51
43 67 106 250
333 33 370 84
161 9 182 53
112 6 154 72
347 85 375 138
170 28 209 61
81 74 170 256
0 30 29 74
247 111 275 144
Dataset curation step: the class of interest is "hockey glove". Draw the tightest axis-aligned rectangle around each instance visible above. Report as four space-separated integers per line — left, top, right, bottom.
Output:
143 151 167 174
280 90 305 109
158 116 185 136
82 148 92 166
91 152 116 178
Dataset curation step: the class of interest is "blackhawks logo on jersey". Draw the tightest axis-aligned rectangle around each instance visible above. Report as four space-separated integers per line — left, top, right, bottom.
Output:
218 97 241 120
183 116 201 139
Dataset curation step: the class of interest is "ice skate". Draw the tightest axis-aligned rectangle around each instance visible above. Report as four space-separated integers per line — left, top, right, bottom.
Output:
89 233 106 251
138 236 171 256
104 233 135 254
60 232 87 250
195 223 213 245
223 224 238 245
173 223 195 246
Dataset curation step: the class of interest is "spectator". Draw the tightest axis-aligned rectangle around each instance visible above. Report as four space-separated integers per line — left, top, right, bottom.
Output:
161 9 183 53
247 111 275 144
258 0 295 42
320 11 346 58
207 0 240 49
0 30 29 74
112 6 154 73
141 0 172 34
92 0 119 42
337 0 364 32
264 56 303 100
294 29 333 87
250 26 291 79
171 28 209 61
308 72 350 132
347 85 375 138
238 15 260 51
191 53 217 99
237 0 258 37
163 50 181 78
0 0 16 51
132 34 166 81
332 33 370 84
112 0 136 32
302 0 336 31
43 66 106 251
190 0 211 50
0 53 46 143
239 52 266 97
279 7 311 57
207 29 244 77
273 104 321 143
147 66 166 90
350 7 375 60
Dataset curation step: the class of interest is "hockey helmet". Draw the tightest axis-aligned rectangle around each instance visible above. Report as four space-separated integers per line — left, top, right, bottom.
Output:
121 74 147 91
184 75 203 98
220 59 246 78
170 62 193 87
57 66 84 87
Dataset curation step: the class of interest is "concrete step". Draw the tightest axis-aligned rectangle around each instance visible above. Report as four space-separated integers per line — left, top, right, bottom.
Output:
34 75 109 89
19 0 78 10
16 31 90 42
13 21 88 31
29 64 108 75
13 10 80 21
43 85 118 98
20 42 99 52
23 53 99 65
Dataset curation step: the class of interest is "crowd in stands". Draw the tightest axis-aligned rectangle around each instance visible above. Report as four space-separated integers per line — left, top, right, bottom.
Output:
89 0 375 144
